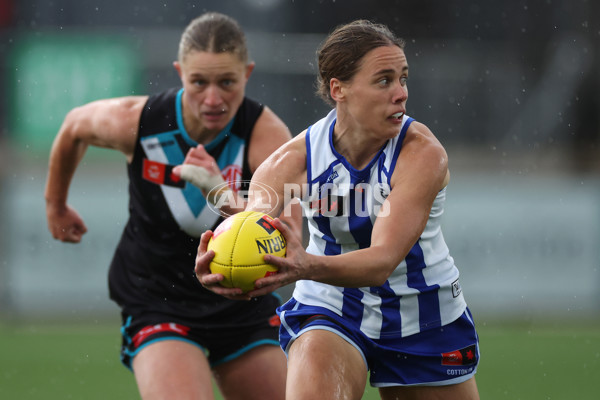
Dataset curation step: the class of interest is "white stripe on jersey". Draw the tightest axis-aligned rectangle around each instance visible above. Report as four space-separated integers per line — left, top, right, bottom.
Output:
293 109 467 339
358 288 383 335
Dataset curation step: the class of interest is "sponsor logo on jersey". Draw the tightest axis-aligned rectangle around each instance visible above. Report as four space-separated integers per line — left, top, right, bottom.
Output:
379 186 390 199
142 159 185 188
144 140 176 150
144 140 176 149
304 182 391 218
221 164 242 192
441 344 478 366
309 194 346 217
325 170 339 184
452 279 462 298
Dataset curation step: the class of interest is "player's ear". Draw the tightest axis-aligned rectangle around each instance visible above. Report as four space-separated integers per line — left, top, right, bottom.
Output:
245 61 255 80
173 61 183 78
330 78 345 103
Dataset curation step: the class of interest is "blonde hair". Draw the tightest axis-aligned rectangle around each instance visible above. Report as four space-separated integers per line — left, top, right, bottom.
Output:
178 12 248 63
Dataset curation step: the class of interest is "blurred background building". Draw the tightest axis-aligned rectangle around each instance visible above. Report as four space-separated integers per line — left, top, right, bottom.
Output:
1 0 599 323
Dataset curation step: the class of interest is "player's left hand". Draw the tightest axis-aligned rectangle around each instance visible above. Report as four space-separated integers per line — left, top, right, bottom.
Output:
195 230 252 301
247 217 310 298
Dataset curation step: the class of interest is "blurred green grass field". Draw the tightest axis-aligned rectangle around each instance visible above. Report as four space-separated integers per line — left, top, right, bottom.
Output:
1 319 599 399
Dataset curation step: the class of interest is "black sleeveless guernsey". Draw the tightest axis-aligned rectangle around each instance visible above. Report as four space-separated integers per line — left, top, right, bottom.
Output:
108 88 278 324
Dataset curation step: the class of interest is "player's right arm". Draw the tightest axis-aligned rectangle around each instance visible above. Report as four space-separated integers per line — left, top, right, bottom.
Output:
246 131 307 217
44 96 147 243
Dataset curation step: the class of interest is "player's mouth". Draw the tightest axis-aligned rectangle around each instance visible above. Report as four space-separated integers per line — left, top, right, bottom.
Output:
203 109 227 121
389 112 404 121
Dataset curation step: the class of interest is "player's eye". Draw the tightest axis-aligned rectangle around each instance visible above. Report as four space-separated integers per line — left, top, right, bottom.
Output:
220 79 235 88
377 77 391 87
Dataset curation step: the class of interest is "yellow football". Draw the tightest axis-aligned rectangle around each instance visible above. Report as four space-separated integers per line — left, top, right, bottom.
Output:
207 211 285 292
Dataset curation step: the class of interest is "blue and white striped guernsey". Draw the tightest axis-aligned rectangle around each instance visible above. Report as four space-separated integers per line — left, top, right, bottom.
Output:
292 109 467 339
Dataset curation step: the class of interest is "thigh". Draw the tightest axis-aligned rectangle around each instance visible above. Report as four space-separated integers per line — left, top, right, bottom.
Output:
133 340 214 400
213 344 287 400
287 329 368 400
379 377 480 400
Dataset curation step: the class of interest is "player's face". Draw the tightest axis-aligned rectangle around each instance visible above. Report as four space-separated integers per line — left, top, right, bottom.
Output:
338 45 408 140
176 50 253 133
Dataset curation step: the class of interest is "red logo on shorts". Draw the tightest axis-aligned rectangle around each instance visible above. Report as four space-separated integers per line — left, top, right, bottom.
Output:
441 345 478 366
132 323 191 348
268 315 281 327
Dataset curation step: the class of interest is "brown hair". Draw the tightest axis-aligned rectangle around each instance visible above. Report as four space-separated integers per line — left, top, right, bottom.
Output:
178 12 248 63
316 20 406 106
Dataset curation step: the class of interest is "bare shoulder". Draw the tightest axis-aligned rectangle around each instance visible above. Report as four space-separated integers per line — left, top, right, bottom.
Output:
254 130 307 187
404 121 443 149
65 95 148 159
255 106 290 134
71 96 146 121
264 130 307 169
248 106 293 172
394 121 449 189
277 130 307 161
67 96 146 135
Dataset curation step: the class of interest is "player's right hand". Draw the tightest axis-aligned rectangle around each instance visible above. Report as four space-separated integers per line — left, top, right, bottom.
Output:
172 145 225 195
195 230 251 301
46 204 88 243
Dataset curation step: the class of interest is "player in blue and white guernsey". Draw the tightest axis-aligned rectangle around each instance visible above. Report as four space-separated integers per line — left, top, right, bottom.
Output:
45 12 300 400
194 20 480 400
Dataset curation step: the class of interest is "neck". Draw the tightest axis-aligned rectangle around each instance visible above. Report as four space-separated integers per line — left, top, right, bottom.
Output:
188 125 219 144
333 121 385 171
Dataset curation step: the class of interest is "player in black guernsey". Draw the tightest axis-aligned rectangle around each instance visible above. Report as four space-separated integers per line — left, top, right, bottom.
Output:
45 12 300 400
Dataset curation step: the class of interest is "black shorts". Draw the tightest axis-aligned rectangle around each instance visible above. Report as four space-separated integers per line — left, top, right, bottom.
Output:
119 294 282 369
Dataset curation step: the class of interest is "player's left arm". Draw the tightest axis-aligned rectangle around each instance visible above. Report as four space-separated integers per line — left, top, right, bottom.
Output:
366 122 450 277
